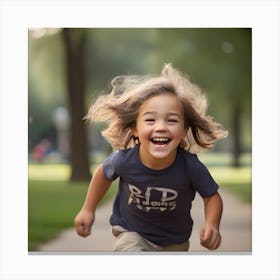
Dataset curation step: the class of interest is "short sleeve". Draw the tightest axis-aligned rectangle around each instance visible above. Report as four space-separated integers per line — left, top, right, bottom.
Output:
102 151 120 181
189 155 219 198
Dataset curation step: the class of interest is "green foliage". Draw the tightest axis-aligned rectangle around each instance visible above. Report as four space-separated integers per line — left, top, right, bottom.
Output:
85 28 155 93
28 28 251 155
152 28 252 153
28 29 67 148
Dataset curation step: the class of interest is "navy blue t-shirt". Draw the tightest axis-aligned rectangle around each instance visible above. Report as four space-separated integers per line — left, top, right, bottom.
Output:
102 144 218 246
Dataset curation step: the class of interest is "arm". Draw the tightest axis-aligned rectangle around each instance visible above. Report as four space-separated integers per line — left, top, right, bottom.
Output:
200 191 223 250
74 165 112 237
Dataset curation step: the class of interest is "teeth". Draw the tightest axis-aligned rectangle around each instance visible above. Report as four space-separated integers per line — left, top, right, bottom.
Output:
152 137 169 142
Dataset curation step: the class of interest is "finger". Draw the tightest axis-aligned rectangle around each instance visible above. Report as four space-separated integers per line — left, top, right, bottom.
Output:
206 238 217 250
200 228 205 240
206 233 221 250
201 229 213 244
76 224 90 237
83 225 91 236
212 234 222 250
76 224 85 236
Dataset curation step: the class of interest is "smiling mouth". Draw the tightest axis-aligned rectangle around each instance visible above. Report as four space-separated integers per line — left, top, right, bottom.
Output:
151 137 171 146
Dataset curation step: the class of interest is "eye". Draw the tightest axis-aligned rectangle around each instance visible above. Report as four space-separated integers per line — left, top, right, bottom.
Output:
168 118 179 123
145 118 155 123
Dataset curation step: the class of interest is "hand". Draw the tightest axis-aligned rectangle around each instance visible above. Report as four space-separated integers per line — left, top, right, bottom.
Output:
74 209 95 237
200 224 221 250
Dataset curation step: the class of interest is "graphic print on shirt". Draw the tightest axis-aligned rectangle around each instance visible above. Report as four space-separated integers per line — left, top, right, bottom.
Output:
128 184 178 212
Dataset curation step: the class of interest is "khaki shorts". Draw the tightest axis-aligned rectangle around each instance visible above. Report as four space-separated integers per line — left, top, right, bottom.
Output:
112 226 190 252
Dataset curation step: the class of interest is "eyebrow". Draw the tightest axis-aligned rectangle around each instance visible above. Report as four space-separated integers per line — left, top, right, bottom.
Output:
142 111 156 116
142 112 182 118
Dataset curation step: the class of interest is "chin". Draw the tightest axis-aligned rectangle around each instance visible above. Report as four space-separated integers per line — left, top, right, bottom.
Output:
149 147 175 159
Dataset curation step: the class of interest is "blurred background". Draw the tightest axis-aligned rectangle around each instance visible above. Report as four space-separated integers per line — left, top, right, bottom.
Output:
28 28 251 251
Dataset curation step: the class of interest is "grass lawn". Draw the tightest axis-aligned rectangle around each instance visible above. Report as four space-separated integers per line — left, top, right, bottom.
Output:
28 153 251 251
28 179 118 251
209 166 251 203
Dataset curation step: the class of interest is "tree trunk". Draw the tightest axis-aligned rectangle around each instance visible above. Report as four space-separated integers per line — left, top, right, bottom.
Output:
232 103 242 167
62 28 91 181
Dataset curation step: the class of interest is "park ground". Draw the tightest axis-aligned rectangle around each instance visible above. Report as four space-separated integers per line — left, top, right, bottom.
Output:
29 152 251 253
37 187 251 253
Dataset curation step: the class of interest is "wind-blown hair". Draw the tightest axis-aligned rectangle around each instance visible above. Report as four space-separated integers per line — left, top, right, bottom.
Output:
85 64 228 153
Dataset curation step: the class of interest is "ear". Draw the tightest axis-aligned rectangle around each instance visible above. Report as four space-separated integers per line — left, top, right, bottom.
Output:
130 127 138 138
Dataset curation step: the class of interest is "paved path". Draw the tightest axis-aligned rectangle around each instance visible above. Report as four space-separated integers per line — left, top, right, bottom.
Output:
38 188 251 253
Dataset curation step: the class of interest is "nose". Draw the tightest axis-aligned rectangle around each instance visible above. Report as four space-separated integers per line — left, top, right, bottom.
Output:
155 120 167 131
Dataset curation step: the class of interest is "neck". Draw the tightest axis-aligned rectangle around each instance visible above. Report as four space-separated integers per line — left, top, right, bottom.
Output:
138 146 177 170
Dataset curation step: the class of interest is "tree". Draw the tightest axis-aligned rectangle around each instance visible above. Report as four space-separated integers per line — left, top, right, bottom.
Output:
152 28 251 167
62 28 91 181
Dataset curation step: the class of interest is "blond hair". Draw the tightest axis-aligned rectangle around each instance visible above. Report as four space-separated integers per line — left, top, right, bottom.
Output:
85 64 228 153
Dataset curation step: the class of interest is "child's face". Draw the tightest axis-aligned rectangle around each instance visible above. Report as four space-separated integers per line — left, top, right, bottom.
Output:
133 93 187 169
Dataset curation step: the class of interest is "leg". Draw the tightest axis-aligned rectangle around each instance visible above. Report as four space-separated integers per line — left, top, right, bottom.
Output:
159 240 190 251
113 231 160 252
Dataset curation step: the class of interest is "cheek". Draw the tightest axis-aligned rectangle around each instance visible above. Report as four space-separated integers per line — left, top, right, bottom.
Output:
181 126 188 137
175 127 187 140
138 126 151 139
134 122 148 138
